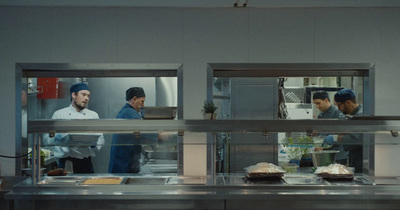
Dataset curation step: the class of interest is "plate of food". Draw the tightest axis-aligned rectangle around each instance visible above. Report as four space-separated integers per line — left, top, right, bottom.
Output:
244 162 286 179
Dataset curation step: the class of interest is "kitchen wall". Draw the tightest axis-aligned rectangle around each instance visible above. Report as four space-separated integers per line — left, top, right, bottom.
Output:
1 6 400 176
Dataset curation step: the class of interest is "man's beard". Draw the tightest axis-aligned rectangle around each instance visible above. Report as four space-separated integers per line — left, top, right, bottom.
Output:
74 101 87 111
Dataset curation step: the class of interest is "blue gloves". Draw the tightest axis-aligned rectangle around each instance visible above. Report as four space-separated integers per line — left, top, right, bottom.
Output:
322 135 334 146
54 133 68 142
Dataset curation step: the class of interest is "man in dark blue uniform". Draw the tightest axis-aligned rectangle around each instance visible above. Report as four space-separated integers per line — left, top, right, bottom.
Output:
334 89 363 173
313 91 347 165
108 87 159 173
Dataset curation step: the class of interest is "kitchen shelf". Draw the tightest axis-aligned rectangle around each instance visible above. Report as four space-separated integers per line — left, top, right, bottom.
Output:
27 117 400 135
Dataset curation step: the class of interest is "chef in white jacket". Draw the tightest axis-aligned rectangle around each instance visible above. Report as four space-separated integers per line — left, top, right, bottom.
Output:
43 83 104 173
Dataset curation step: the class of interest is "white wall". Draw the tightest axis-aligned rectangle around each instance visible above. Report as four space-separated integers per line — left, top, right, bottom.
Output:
1 6 399 176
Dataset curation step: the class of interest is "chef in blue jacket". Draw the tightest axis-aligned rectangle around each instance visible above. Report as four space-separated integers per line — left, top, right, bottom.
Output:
108 87 166 173
334 89 364 173
313 90 348 165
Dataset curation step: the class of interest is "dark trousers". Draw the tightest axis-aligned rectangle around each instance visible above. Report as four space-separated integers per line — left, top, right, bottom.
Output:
58 157 94 173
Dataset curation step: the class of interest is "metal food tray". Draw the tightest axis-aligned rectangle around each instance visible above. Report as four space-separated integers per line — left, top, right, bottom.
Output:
141 107 177 119
61 134 101 146
80 177 125 185
123 177 169 185
324 177 373 185
282 176 327 185
167 176 207 185
38 177 84 185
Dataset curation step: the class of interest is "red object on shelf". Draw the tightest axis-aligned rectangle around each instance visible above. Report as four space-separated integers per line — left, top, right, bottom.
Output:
37 78 59 99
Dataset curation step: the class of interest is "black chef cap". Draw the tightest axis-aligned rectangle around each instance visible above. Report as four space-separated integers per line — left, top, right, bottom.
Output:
126 87 145 101
313 91 329 101
70 83 90 94
334 89 356 103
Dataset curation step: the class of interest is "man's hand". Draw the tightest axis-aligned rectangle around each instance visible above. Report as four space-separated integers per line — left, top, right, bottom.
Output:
158 132 171 141
54 133 68 142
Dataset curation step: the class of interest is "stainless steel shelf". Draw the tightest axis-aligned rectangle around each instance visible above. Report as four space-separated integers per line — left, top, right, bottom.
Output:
28 118 400 135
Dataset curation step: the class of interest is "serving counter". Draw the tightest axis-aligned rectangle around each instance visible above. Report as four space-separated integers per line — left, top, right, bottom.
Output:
6 173 400 210
6 118 400 209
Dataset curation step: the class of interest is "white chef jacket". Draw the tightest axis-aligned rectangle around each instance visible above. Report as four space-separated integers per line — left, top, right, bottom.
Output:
43 105 105 159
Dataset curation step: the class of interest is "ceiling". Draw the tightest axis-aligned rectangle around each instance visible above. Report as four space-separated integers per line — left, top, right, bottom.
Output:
1 0 400 8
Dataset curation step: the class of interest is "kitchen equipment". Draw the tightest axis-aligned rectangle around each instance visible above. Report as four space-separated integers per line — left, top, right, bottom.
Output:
313 136 332 149
143 145 177 160
281 163 298 173
141 106 177 119
22 167 46 176
150 165 178 173
310 150 339 167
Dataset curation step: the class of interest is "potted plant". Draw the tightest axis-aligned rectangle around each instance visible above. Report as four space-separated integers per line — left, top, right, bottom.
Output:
282 134 315 166
202 101 218 120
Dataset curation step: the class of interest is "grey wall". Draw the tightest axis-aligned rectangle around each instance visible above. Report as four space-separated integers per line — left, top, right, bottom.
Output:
1 6 400 176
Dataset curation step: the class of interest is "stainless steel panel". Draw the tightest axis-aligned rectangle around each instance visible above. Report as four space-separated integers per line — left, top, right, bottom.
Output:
208 63 372 77
19 63 182 77
156 77 178 107
230 78 278 172
17 200 225 210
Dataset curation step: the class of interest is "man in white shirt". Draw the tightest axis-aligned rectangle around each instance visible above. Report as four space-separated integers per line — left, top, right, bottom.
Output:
43 83 104 173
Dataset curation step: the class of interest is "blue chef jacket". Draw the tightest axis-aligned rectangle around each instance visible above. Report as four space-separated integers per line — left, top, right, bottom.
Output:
108 103 157 173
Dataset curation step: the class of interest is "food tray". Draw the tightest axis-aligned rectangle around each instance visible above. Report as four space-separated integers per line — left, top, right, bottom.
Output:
314 164 355 179
38 177 84 185
167 176 206 185
282 176 326 185
324 177 373 185
141 107 177 119
123 177 168 185
244 162 286 179
80 177 124 185
61 134 101 147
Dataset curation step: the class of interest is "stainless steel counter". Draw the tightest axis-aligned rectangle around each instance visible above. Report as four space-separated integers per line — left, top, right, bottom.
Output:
5 173 400 210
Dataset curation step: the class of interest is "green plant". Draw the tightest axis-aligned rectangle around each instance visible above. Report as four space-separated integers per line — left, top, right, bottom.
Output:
202 101 218 114
282 135 315 159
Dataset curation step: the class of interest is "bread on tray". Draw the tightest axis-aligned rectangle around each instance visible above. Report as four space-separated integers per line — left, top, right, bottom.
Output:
315 163 355 179
245 162 285 178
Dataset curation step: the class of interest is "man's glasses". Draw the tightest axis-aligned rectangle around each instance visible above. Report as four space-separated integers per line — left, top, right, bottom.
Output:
336 102 344 108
